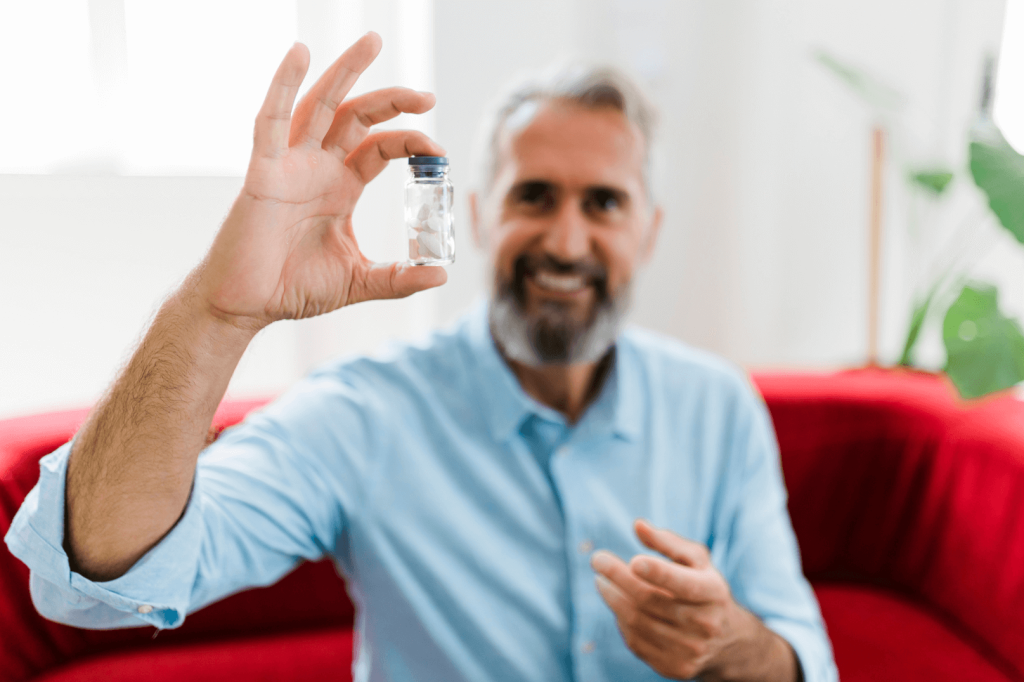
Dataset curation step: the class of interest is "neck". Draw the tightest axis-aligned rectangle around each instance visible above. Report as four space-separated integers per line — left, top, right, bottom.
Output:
504 350 614 424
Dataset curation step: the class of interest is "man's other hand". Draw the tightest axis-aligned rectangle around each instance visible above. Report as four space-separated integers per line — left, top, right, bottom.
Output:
199 33 447 332
592 519 800 682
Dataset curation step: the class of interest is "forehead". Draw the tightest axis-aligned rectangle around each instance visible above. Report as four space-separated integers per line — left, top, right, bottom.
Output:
496 100 646 190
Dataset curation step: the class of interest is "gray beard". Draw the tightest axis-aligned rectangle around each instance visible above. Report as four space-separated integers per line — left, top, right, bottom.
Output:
488 279 632 367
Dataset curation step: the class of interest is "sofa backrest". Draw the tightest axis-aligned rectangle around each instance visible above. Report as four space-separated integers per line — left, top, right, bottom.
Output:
756 370 1024 679
0 401 355 682
3 372 1023 681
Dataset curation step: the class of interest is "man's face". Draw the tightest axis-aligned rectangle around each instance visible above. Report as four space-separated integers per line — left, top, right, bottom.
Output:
476 100 661 365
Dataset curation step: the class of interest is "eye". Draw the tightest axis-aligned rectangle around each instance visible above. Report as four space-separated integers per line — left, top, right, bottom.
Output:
583 188 622 215
510 181 556 212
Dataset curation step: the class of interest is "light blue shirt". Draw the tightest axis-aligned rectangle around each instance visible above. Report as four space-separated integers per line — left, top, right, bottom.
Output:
6 304 837 682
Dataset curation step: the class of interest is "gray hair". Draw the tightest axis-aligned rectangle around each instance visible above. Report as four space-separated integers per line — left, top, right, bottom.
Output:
473 63 659 202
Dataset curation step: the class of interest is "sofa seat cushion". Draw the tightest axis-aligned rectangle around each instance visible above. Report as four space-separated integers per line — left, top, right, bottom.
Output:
814 583 1014 682
32 628 354 682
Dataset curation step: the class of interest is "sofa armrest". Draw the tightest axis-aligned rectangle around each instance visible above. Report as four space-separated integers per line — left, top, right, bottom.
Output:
0 400 355 682
754 370 1024 678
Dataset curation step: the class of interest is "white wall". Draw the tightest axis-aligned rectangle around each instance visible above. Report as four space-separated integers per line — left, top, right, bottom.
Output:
434 0 1015 370
0 0 439 418
1 0 1017 419
0 174 433 416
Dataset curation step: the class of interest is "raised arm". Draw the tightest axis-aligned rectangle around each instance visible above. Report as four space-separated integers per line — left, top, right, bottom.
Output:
65 33 446 581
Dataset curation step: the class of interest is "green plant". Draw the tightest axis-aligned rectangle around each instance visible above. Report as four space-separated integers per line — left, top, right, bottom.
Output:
909 170 954 195
817 51 1024 398
941 283 1024 398
902 122 1024 398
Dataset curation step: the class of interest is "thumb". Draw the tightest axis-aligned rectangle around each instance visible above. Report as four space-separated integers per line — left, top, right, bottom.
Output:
354 261 447 302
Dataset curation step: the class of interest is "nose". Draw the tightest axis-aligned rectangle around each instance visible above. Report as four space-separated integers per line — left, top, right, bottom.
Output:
541 199 591 262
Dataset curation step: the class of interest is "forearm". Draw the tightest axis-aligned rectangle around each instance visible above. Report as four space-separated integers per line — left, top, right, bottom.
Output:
57 34 442 585
65 269 259 581
704 606 801 682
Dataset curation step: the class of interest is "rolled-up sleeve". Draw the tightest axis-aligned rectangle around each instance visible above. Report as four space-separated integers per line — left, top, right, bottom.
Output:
713 390 839 682
4 372 369 631
6 440 206 629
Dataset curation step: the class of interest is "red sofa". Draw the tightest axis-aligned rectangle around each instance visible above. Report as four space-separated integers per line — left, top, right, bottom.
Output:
2 371 1023 681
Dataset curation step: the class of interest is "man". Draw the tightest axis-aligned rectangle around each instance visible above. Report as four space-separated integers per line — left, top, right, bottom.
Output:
6 33 837 681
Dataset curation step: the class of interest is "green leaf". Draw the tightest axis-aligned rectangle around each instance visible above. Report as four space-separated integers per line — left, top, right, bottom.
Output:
909 170 954 195
942 283 1024 398
970 122 1024 244
814 50 904 111
899 283 940 366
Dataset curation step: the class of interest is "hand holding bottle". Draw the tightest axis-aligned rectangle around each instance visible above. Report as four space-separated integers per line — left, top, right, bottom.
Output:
198 32 447 331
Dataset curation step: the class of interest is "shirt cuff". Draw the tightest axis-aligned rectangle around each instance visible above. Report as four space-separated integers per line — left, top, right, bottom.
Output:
4 441 205 630
765 617 839 682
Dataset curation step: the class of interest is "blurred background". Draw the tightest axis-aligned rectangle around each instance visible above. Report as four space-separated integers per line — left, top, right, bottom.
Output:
1 0 1022 418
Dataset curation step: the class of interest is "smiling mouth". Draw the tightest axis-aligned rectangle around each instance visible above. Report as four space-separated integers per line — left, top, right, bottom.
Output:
532 270 590 294
511 254 608 305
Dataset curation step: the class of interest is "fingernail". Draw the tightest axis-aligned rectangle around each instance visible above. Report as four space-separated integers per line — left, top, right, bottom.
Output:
590 550 612 572
634 558 651 577
595 575 611 591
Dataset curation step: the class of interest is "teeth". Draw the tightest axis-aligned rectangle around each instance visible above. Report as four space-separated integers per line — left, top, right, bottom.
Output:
534 271 587 293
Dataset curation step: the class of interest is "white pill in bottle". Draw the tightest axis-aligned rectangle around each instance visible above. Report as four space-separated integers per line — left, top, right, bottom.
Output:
405 156 455 266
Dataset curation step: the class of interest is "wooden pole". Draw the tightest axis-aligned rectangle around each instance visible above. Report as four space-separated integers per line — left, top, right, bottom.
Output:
867 126 885 366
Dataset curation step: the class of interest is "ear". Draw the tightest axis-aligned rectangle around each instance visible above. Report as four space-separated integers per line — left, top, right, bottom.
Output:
469 191 484 249
640 206 663 264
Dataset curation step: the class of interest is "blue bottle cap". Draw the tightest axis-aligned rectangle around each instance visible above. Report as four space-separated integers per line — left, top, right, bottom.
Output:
408 156 449 166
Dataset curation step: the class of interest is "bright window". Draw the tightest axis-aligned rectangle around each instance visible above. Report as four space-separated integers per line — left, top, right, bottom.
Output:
996 0 1024 151
0 1 297 175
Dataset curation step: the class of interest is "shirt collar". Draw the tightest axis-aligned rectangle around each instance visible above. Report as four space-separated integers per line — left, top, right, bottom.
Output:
463 301 644 444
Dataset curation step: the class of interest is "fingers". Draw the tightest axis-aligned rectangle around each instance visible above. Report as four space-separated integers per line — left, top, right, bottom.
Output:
345 130 447 184
596 574 682 639
290 32 383 147
595 572 678 649
632 520 726 602
595 571 712 679
322 87 437 157
593 538 738 682
629 554 726 605
595 572 632 615
592 550 678 623
634 518 710 568
351 261 447 303
254 43 311 158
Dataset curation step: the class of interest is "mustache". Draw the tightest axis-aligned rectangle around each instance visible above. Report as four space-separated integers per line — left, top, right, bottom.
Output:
511 253 609 300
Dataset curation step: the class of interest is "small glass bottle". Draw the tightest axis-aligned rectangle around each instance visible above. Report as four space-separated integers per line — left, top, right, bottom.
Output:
405 156 455 265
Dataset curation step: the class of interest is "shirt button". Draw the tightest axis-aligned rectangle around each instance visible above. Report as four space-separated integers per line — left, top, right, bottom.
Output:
582 641 595 654
137 605 153 614
578 539 594 554
555 446 570 458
